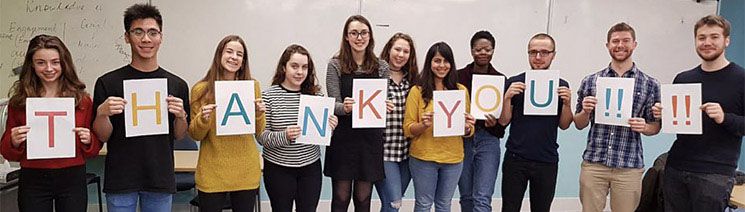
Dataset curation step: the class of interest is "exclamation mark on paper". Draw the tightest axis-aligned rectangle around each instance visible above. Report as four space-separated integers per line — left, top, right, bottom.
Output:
604 88 611 117
672 96 678 125
616 89 623 118
685 95 691 125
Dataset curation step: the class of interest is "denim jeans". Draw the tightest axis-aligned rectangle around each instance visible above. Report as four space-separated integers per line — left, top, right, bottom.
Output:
663 166 735 212
106 191 173 212
410 157 463 212
375 160 412 212
458 128 501 212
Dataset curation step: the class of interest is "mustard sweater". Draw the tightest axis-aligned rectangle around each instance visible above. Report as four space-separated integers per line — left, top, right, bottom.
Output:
403 84 474 164
188 81 266 192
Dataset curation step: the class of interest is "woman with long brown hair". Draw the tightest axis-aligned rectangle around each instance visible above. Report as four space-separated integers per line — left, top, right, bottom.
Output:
374 32 418 212
324 15 392 212
1 34 101 212
187 35 265 212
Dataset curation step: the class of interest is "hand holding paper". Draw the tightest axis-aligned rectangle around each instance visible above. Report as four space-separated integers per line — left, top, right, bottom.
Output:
166 95 187 119
421 112 433 128
200 104 217 121
343 97 355 114
386 100 394 113
581 96 597 114
74 127 92 145
701 103 725 124
10 126 30 147
255 98 266 115
285 125 301 141
627 118 647 133
465 113 476 134
97 97 127 117
558 86 572 106
652 103 662 119
504 82 525 99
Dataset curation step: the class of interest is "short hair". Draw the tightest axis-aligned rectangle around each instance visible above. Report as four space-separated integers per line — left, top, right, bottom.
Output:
528 33 556 51
124 4 162 32
469 30 495 49
607 22 636 42
694 15 731 37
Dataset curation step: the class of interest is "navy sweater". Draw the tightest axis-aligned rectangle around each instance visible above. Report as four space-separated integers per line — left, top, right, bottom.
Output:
666 62 745 176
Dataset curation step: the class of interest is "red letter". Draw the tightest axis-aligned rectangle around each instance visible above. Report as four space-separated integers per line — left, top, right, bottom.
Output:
34 111 68 147
438 100 461 128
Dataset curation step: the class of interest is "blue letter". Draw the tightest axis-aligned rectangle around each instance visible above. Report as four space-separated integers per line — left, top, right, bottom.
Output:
221 93 251 126
302 106 329 137
530 80 554 107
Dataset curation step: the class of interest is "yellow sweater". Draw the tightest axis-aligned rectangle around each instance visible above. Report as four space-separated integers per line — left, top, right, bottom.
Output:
404 84 474 164
188 81 266 192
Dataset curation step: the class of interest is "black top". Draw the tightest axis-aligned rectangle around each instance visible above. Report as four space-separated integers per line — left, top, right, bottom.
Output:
503 72 569 163
457 62 506 138
93 65 190 193
666 62 745 176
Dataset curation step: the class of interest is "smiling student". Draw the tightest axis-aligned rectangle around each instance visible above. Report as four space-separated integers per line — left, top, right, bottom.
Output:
404 42 475 212
91 4 190 212
1 34 101 212
324 15 392 212
258 44 338 212
374 32 418 212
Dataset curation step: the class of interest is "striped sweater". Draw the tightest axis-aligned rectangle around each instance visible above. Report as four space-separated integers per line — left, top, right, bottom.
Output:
257 84 321 167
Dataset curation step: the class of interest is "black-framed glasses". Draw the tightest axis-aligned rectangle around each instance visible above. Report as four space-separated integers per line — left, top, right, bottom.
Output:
128 28 161 39
347 30 370 39
528 50 554 57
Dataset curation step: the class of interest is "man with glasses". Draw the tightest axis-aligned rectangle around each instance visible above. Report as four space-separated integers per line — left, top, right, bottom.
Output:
498 33 572 212
573 22 661 212
92 4 189 212
456 30 506 212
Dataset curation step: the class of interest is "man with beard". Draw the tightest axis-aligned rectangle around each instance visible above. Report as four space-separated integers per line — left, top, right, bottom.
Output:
498 33 573 212
573 22 661 212
456 30 506 212
656 15 745 212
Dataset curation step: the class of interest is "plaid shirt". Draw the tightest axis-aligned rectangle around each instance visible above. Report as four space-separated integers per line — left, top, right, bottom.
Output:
575 64 660 168
383 76 412 162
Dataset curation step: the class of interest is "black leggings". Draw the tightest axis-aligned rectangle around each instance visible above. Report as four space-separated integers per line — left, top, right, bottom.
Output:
18 165 87 212
331 179 373 212
263 159 322 212
198 189 257 212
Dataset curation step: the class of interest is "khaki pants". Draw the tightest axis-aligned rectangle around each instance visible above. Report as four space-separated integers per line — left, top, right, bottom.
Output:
579 161 644 212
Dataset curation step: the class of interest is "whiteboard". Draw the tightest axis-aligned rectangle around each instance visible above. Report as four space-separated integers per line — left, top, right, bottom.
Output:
362 0 549 78
153 0 358 91
0 0 145 97
549 0 717 88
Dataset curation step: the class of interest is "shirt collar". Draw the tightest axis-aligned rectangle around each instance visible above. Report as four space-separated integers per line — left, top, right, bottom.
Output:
604 62 638 77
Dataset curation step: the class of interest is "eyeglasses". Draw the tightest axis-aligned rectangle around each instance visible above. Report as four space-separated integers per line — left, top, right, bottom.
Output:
128 28 162 39
347 30 370 39
528 50 554 57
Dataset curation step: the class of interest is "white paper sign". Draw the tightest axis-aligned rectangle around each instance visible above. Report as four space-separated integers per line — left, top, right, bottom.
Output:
470 74 505 120
661 84 702 134
215 80 256 136
595 77 635 127
524 70 560 115
26 98 75 159
123 78 169 137
297 95 335 146
352 79 388 128
433 90 466 137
